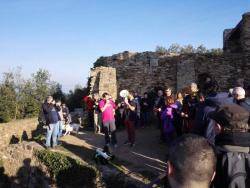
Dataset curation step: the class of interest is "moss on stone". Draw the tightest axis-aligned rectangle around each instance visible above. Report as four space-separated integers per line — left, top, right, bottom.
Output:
35 149 98 188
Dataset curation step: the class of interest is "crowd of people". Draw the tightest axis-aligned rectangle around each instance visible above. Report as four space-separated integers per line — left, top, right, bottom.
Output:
40 96 71 148
40 77 250 188
84 78 250 188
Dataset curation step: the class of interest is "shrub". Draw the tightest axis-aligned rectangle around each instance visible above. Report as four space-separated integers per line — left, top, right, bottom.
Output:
155 46 167 54
35 150 97 187
93 56 107 68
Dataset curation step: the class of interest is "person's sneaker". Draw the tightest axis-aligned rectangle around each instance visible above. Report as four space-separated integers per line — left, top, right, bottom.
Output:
130 143 135 147
123 141 131 145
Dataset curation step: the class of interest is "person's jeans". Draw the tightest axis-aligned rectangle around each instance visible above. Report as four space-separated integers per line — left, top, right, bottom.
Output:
58 121 64 137
94 112 101 133
103 120 117 145
124 120 135 144
46 122 59 147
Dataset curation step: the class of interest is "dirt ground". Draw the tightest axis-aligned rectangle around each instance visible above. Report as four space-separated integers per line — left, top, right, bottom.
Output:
58 126 168 184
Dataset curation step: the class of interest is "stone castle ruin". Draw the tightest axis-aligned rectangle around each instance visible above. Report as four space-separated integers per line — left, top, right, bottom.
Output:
89 12 250 99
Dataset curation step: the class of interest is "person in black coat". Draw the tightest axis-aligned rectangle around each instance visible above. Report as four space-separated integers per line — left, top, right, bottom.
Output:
209 104 250 188
140 92 151 127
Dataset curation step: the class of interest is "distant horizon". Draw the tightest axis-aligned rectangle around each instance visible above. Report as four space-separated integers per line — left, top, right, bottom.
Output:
0 1 249 92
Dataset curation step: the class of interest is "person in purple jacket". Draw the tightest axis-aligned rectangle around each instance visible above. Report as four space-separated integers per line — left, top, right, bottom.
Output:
161 96 177 144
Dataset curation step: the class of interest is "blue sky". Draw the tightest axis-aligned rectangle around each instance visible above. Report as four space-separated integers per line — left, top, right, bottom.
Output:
0 0 249 92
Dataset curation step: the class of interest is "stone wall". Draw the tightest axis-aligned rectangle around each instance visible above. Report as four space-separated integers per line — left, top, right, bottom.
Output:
0 118 38 152
223 12 250 53
177 59 195 91
106 52 178 95
89 12 250 98
89 66 117 99
241 13 250 52
89 51 250 98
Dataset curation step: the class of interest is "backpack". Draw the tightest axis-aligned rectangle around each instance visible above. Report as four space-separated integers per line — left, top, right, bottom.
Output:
213 151 250 188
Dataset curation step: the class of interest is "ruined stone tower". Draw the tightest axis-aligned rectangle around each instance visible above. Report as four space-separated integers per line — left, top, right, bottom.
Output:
89 12 250 99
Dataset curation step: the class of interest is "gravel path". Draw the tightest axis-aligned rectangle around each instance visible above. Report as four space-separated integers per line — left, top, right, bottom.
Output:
59 126 168 181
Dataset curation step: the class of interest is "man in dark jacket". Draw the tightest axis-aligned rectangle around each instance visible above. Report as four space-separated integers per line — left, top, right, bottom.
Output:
192 82 222 138
141 92 151 127
43 96 60 148
154 89 165 142
209 104 250 188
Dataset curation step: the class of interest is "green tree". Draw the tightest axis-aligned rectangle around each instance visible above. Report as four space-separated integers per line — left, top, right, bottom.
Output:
52 83 66 102
180 44 196 54
19 80 40 118
155 46 167 54
167 43 182 54
0 68 61 122
66 85 88 111
208 48 223 55
196 45 208 54
31 69 52 103
0 81 16 123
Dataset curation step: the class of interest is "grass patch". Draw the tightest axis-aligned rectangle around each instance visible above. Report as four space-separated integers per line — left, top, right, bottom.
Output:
35 149 98 188
32 133 45 143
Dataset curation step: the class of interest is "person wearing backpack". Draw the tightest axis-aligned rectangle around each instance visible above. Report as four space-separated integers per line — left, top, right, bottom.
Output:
209 104 250 188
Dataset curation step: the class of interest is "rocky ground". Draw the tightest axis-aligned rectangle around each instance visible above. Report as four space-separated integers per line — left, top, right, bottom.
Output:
0 120 168 188
56 126 168 187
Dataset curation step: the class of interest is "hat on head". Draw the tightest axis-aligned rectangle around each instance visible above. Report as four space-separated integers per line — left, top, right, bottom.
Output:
209 104 249 130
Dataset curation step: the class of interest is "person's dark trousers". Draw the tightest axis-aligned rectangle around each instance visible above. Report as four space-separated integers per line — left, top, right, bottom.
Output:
156 112 164 141
157 112 162 129
124 120 135 144
141 111 150 127
103 120 117 145
174 114 183 137
115 113 122 130
87 110 94 127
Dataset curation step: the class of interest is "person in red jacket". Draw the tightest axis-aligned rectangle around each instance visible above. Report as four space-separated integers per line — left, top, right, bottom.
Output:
83 96 94 127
